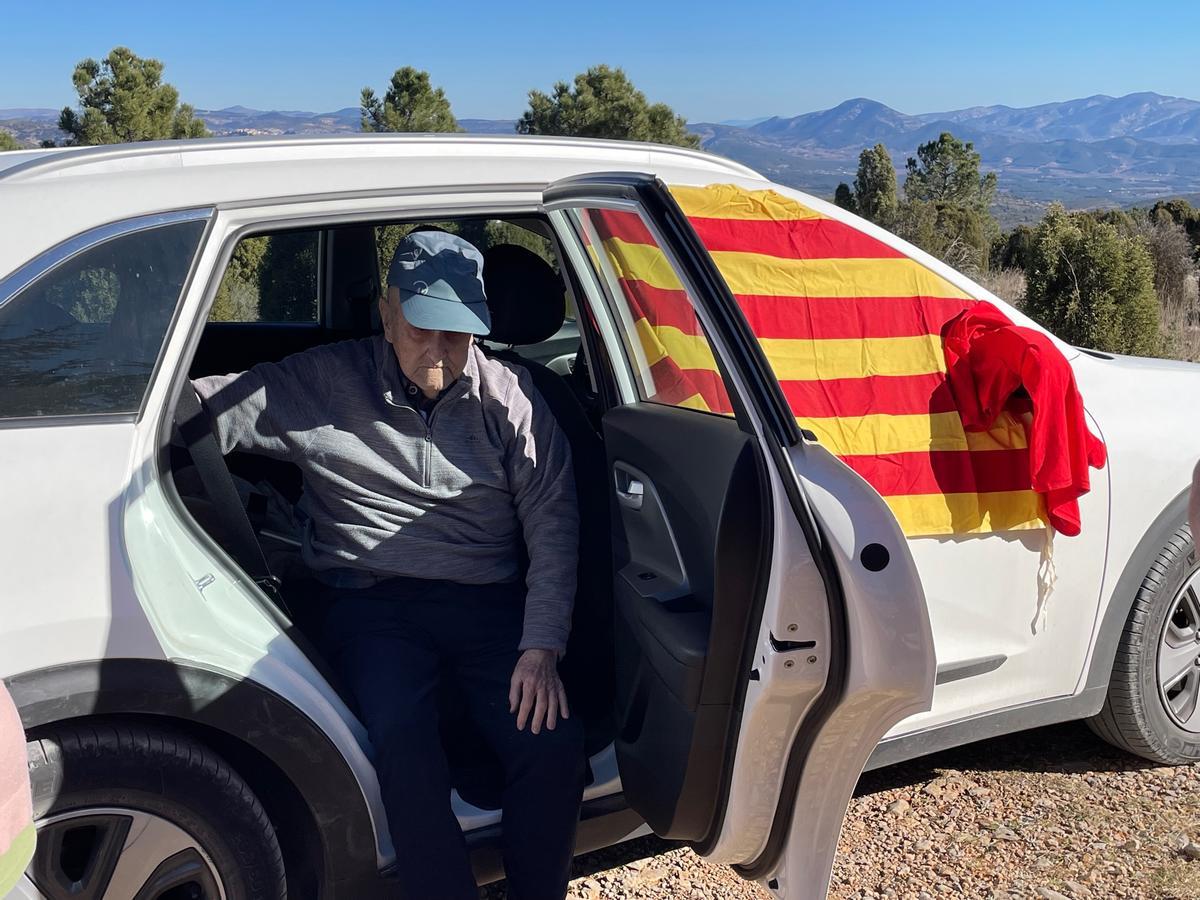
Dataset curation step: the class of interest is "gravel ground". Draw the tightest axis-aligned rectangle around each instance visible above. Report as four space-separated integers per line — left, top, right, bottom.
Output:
487 722 1200 899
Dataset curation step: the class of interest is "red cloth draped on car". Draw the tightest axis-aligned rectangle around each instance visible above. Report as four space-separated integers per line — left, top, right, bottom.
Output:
942 301 1107 536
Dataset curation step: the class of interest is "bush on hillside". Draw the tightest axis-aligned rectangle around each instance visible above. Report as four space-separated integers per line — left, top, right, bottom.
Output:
1024 204 1160 356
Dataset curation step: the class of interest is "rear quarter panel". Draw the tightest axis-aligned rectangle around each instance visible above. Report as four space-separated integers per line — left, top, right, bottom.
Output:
1074 351 1200 673
0 422 164 676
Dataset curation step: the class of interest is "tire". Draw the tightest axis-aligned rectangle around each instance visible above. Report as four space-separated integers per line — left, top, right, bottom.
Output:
1088 524 1200 764
25 722 286 900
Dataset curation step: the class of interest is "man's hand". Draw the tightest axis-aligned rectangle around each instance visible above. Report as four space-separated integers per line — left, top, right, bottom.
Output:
509 649 569 734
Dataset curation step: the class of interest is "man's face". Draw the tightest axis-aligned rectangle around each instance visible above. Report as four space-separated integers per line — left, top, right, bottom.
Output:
380 288 473 399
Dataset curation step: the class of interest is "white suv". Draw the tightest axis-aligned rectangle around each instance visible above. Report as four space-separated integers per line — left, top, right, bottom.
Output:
2 135 1198 900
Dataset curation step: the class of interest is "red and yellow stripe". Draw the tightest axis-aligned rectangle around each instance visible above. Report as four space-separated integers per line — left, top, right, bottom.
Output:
666 183 1044 537
583 208 735 414
581 185 1046 536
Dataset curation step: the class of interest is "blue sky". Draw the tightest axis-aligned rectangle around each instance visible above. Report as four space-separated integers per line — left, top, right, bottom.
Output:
4 1 1198 121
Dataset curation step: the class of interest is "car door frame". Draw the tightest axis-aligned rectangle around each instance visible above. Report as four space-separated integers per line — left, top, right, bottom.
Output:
544 174 936 894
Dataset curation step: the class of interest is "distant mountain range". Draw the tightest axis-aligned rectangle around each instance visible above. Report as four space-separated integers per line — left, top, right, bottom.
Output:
739 92 1200 146
0 105 521 144
688 93 1200 213
5 92 1200 222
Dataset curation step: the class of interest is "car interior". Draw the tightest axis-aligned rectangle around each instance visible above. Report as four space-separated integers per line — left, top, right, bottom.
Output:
169 207 776 846
174 214 618 811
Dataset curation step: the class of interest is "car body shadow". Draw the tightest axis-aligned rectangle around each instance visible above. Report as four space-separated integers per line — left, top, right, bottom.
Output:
854 721 1159 799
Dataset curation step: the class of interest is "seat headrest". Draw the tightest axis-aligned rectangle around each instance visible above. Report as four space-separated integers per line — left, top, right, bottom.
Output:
483 244 565 346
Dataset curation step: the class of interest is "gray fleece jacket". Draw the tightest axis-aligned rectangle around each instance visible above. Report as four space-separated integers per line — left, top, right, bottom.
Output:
192 335 579 653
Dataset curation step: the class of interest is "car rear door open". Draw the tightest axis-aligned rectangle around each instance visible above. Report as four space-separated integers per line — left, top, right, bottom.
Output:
543 174 936 899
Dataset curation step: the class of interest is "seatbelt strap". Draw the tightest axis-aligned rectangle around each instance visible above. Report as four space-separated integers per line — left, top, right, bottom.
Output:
174 387 287 610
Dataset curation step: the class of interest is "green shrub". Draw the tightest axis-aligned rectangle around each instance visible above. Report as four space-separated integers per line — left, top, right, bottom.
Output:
1024 204 1160 356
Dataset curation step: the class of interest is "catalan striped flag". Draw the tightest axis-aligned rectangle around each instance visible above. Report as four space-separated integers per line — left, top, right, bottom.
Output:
585 185 1048 537
581 207 735 415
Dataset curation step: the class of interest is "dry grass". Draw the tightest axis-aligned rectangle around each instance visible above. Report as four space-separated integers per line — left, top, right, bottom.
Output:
1159 273 1200 362
975 267 1027 308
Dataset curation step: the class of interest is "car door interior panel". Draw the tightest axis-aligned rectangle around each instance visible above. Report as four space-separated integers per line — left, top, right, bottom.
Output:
603 401 770 841
611 460 688 598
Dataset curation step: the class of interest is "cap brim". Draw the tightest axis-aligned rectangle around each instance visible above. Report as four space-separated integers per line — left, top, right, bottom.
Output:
399 292 492 336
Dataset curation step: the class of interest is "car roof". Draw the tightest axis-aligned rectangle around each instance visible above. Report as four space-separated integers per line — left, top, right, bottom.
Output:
0 133 760 185
0 146 73 176
0 133 762 277
7 133 754 183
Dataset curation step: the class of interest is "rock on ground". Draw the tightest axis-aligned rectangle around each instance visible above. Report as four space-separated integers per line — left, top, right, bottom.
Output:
484 722 1200 899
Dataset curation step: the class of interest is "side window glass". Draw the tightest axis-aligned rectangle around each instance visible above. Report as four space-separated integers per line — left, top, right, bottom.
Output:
573 206 734 415
210 230 320 323
0 218 207 419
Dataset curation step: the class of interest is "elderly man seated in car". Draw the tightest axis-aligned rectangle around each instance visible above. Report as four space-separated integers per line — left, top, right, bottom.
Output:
192 231 584 900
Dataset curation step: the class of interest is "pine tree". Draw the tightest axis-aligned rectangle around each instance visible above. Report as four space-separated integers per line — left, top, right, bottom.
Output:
360 67 461 133
853 143 898 226
57 47 209 145
518 65 698 148
896 132 999 271
834 183 857 213
1024 204 1160 355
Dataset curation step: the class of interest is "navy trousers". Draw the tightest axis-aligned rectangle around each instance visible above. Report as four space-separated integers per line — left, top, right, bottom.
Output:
320 576 586 900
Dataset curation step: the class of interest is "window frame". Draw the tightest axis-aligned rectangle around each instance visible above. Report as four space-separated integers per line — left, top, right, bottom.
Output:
0 207 214 428
206 209 583 344
549 203 643 406
571 204 664 400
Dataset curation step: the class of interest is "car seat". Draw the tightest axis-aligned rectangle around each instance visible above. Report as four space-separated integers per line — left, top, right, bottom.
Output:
480 244 615 735
434 245 616 808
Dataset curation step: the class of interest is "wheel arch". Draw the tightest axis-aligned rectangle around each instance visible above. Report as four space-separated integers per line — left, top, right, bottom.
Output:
7 657 382 898
1085 486 1192 695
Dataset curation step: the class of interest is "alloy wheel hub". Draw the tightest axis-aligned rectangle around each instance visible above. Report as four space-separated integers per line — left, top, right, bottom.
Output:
1159 576 1200 732
27 807 226 900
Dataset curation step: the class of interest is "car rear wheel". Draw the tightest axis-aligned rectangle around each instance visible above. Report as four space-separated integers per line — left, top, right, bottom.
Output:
25 723 286 900
1088 525 1200 764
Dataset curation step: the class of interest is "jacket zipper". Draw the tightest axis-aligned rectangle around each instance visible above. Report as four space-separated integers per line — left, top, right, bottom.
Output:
423 419 433 489
424 399 453 490
383 387 457 490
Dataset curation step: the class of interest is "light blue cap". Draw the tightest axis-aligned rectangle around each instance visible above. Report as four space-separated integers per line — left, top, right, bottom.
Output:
386 231 492 335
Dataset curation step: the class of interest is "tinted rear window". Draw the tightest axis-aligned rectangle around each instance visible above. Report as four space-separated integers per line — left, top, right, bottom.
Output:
0 219 207 419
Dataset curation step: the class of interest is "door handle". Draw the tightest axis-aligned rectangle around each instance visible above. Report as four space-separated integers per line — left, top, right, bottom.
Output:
616 477 645 510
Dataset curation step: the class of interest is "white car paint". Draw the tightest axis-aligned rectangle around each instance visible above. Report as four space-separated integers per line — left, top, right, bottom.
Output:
2 135 1197 898
663 173 1196 742
766 440 935 899
0 422 160 672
